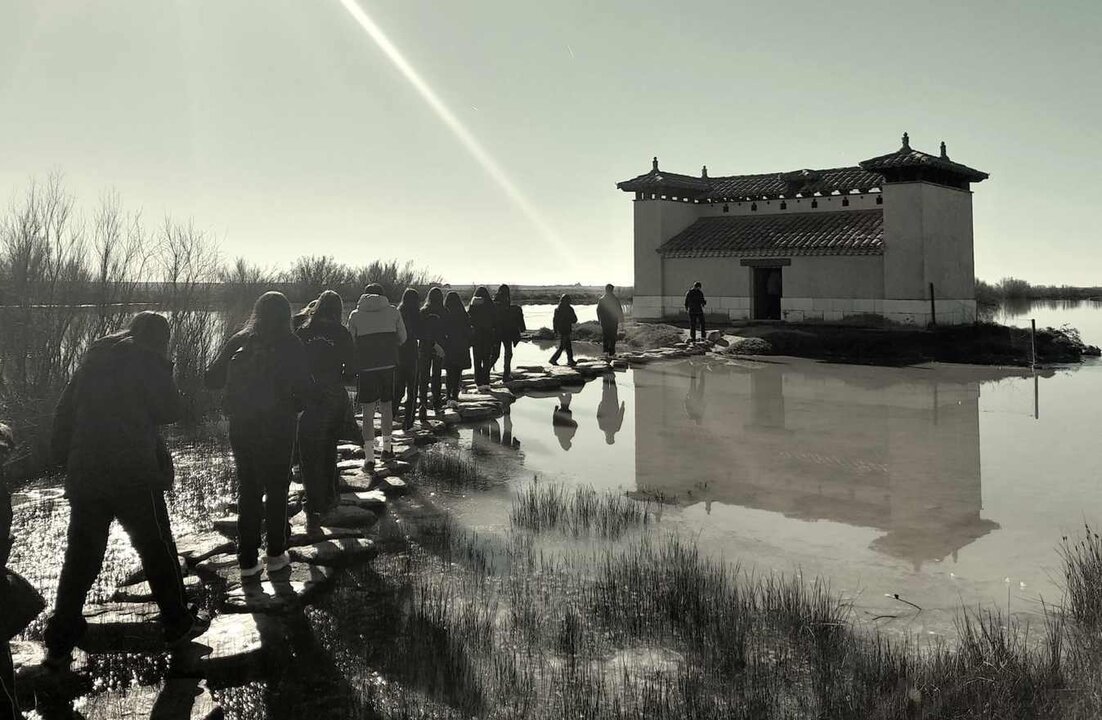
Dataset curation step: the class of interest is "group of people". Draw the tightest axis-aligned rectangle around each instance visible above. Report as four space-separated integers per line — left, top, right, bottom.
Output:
0 281 628 684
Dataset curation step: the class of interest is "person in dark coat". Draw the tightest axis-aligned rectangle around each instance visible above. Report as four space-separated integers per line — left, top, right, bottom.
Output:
442 291 472 407
468 286 497 391
295 290 355 525
418 288 447 421
685 281 707 342
394 288 422 429
44 312 208 670
491 284 526 382
206 292 316 579
596 284 625 357
549 294 577 366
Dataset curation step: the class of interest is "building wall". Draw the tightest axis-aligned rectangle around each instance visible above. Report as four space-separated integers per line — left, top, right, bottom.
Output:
696 191 882 218
632 200 700 319
882 182 975 303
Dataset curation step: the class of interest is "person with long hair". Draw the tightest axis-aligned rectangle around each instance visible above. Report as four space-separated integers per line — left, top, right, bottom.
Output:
44 312 208 671
418 287 447 421
395 288 422 430
347 284 406 473
549 294 578 366
491 284 526 382
295 290 355 528
206 292 315 579
441 291 472 407
468 286 497 391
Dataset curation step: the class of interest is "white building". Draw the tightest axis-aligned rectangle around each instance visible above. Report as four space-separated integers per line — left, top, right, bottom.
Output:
617 134 989 325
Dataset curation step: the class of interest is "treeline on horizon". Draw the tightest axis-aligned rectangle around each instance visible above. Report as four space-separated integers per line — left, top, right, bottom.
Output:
976 277 1102 305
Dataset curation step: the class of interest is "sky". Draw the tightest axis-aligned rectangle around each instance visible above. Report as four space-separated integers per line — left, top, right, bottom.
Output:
0 0 1099 286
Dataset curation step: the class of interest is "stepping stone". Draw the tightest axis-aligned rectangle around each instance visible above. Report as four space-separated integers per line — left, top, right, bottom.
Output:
337 443 365 459
113 574 202 603
212 515 238 538
77 678 222 720
337 458 364 472
457 405 502 422
120 555 189 587
173 613 290 688
487 387 516 403
289 538 377 567
311 504 379 529
222 565 335 613
441 410 462 425
176 531 236 567
380 477 408 496
80 602 166 654
287 523 366 549
12 641 92 705
194 553 244 588
340 489 387 510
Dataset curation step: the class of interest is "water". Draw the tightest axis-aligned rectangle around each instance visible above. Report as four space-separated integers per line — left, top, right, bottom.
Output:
438 300 1102 637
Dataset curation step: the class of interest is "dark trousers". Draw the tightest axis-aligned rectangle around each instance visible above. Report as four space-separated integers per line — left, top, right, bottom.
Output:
550 333 574 365
1 643 16 719
393 355 418 420
44 489 189 656
298 385 347 514
492 341 515 379
418 352 442 410
230 420 295 568
689 312 706 341
472 337 495 387
601 324 618 355
445 367 463 400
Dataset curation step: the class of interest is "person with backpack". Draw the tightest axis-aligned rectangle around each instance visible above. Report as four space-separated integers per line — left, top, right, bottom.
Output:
295 291 355 527
685 281 707 342
596 284 625 357
549 294 578 367
418 288 447 422
44 313 208 672
347 284 406 472
394 288 422 431
442 291 472 408
206 292 316 579
468 286 497 391
491 285 526 382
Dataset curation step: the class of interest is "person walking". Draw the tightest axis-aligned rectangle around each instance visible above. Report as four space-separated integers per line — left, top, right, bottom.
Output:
206 292 316 579
394 288 422 430
491 285 526 382
44 313 208 671
418 288 447 422
295 290 355 528
685 281 707 342
549 294 577 366
347 284 406 472
468 286 497 391
442 291 472 407
596 284 625 357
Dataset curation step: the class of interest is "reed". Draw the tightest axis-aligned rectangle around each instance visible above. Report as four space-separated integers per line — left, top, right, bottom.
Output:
510 482 654 538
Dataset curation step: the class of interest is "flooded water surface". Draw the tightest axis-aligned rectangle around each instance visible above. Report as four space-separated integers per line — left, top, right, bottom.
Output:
444 340 1102 637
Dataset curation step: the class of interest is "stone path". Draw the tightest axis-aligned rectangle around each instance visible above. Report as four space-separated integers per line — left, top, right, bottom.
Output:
13 341 719 717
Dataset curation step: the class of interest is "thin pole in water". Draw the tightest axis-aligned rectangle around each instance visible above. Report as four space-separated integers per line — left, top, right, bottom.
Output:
1032 318 1039 420
929 282 936 327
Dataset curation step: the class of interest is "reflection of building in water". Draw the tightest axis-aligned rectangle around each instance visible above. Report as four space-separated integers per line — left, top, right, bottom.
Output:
596 377 626 444
634 360 997 568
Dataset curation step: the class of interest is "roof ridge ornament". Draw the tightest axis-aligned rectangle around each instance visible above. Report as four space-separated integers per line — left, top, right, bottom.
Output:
652 156 659 171
940 141 949 159
701 165 708 179
901 132 910 150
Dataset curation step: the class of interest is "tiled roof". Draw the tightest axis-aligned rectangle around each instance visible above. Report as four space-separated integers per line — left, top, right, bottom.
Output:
859 147 988 182
657 209 884 258
616 165 883 200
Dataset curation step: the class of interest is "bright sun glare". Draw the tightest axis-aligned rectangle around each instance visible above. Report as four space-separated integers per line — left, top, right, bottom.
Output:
335 0 575 271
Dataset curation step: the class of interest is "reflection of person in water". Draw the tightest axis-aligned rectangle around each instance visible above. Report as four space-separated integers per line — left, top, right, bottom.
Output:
552 392 578 451
596 376 626 444
684 362 707 424
473 413 521 451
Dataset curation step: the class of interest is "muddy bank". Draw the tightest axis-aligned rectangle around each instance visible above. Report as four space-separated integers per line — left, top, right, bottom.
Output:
642 321 1099 366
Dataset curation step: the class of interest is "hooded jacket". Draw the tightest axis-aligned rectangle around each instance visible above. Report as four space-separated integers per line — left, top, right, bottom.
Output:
52 335 182 495
348 293 407 372
597 292 625 329
553 303 578 336
419 301 446 356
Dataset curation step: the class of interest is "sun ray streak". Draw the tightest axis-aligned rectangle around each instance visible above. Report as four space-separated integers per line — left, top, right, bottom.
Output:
335 0 573 267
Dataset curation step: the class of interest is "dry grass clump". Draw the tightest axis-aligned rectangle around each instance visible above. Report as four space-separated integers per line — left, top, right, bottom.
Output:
511 482 654 538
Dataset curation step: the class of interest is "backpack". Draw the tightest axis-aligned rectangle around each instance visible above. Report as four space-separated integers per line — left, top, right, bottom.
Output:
223 335 283 418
